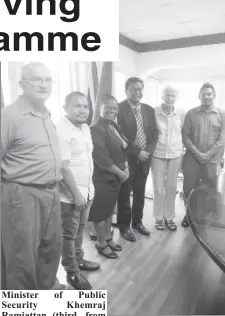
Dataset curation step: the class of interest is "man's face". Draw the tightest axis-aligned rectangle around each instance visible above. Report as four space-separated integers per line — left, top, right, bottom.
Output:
20 64 53 102
163 90 177 107
66 95 89 124
100 99 118 121
199 88 215 107
126 81 143 103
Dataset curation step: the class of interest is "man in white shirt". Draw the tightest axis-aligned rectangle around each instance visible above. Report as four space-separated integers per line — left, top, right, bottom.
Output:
56 91 100 290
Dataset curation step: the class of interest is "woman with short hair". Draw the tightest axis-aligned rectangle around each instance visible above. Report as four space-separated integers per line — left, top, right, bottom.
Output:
89 94 130 259
152 86 185 231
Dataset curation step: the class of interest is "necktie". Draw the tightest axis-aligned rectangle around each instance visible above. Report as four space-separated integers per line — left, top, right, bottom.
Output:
133 107 146 150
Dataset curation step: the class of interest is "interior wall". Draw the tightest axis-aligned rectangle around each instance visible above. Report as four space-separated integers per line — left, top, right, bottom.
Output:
156 78 225 110
116 45 139 77
114 45 139 102
135 44 225 109
138 44 225 77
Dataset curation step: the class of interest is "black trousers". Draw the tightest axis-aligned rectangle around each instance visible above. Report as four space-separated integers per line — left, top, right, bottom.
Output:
117 163 148 230
182 151 220 201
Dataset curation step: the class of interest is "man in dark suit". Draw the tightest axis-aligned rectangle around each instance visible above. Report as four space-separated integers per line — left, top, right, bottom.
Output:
117 77 158 242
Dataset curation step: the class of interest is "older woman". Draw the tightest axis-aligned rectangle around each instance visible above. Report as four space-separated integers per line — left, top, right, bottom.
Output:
151 86 185 231
89 94 129 259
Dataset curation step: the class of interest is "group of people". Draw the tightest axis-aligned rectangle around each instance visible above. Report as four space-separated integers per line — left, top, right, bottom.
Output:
1 62 225 291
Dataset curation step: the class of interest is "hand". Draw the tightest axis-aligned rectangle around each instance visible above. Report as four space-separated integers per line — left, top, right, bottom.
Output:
118 170 129 183
138 151 150 162
74 194 87 211
195 151 209 163
202 153 210 163
124 167 130 179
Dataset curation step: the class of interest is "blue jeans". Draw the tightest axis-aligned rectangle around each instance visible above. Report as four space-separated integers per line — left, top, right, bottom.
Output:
61 201 92 276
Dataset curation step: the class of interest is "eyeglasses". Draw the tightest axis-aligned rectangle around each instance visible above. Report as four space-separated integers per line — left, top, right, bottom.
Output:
22 78 53 86
103 106 118 111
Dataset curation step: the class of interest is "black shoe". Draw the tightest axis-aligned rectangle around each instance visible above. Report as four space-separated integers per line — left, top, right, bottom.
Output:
89 228 114 241
132 223 150 236
67 273 92 290
120 227 136 242
181 215 189 228
95 244 118 259
79 259 100 271
106 238 122 251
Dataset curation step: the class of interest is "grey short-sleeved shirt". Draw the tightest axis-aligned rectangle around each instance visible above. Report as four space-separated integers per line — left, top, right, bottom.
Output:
1 96 62 184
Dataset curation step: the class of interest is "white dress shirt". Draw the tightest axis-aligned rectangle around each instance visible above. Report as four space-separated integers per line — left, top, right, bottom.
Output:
56 117 94 203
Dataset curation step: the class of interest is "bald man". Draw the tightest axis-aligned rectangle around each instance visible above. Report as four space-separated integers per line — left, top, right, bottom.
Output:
151 86 185 231
1 62 63 289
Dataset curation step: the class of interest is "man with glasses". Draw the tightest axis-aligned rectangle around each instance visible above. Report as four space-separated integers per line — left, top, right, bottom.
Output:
1 62 63 289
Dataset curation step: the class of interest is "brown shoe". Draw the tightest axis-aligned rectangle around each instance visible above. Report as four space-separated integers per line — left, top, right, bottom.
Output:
120 227 136 242
79 259 100 271
132 223 150 236
67 273 92 290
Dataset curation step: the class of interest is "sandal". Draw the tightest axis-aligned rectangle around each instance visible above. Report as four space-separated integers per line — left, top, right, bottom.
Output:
95 244 118 259
155 220 165 230
165 220 177 231
106 238 122 252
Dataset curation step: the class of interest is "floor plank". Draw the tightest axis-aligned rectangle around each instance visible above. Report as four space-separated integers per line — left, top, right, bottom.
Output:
57 182 225 315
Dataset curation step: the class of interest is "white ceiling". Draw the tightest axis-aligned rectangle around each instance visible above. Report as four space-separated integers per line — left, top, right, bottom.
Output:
120 0 225 43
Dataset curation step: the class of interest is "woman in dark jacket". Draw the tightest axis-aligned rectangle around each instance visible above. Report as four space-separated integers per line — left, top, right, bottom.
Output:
89 94 129 259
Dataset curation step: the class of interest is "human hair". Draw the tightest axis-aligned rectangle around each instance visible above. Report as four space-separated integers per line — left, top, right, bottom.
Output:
199 82 216 95
64 91 87 108
21 62 51 80
161 85 178 97
125 77 144 90
99 94 118 106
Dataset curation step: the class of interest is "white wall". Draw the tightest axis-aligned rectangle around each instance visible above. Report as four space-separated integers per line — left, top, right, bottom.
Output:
115 43 225 107
116 45 139 77
114 44 139 101
136 44 225 109
138 44 225 77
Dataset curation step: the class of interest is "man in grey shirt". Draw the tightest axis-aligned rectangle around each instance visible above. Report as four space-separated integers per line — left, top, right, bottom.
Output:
181 82 225 227
1 62 63 289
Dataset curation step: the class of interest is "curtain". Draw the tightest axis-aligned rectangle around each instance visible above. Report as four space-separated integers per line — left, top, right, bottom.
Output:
87 62 99 125
87 62 115 124
0 62 5 109
94 62 114 123
1 62 90 124
1 61 116 124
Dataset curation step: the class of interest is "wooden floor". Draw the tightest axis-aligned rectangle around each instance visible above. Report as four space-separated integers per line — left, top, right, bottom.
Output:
57 182 225 315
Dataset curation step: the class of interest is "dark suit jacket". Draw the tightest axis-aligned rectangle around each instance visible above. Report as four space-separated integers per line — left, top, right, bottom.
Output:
90 117 129 183
117 99 158 175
